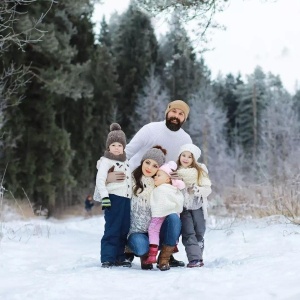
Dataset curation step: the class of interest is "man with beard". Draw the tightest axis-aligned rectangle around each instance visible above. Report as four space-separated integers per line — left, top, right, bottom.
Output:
126 100 192 171
105 100 192 268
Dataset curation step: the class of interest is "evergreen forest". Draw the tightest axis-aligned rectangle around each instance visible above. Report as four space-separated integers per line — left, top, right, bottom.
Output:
1 0 299 219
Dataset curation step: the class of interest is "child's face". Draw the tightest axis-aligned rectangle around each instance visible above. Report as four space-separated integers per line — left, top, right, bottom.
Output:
109 142 124 155
180 151 193 168
142 159 159 177
154 170 171 187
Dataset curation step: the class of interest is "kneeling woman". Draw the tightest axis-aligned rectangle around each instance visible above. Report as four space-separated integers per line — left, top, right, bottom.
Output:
127 146 182 270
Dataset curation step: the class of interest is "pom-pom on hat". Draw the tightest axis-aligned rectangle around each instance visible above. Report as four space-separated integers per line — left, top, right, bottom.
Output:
179 144 201 161
106 123 126 149
165 100 190 121
141 145 166 167
159 161 185 190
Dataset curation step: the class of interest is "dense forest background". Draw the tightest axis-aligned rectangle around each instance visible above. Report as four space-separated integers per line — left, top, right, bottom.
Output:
1 0 299 219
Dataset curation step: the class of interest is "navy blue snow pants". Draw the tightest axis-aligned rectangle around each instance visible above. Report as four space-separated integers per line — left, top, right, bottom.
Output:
100 194 130 263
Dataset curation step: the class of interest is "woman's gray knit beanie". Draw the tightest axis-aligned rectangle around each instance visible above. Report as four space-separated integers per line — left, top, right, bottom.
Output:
141 146 166 167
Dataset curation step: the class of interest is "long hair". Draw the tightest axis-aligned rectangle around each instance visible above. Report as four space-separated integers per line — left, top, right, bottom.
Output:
177 153 207 184
132 145 167 196
132 165 144 196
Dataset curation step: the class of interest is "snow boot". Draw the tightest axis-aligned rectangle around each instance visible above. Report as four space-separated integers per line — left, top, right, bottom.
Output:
143 244 158 264
101 262 114 268
169 254 185 267
158 245 175 271
140 255 153 270
187 259 204 268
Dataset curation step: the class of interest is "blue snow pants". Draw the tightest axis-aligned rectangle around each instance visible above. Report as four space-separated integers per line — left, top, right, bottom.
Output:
100 194 131 263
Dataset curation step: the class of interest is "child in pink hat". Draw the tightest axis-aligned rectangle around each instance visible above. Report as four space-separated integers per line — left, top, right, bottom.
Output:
143 161 185 270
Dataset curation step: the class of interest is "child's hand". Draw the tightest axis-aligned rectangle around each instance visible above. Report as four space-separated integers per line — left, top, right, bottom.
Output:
101 197 111 210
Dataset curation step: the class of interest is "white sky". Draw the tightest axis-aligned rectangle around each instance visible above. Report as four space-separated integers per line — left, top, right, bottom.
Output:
1 210 300 299
93 0 300 94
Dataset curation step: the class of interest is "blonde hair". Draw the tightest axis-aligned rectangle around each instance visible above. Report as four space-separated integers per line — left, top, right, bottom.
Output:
177 153 208 185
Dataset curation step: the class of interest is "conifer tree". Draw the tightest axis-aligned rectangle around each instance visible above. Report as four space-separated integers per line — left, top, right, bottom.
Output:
112 1 158 136
235 66 267 160
1 0 94 212
90 17 120 171
158 13 208 101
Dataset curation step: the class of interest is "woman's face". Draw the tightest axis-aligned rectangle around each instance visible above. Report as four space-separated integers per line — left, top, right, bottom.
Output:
142 159 159 177
154 170 170 187
179 151 193 168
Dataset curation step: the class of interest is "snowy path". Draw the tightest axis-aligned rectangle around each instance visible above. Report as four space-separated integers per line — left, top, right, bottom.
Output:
0 216 299 300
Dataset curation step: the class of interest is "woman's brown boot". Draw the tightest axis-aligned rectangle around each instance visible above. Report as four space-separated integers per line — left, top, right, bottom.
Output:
158 245 175 271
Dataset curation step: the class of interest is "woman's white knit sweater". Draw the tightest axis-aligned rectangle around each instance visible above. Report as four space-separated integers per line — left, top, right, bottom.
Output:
177 165 212 219
128 176 155 235
150 184 184 218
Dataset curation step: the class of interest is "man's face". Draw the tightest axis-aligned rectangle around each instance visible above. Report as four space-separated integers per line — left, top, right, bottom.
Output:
166 108 185 131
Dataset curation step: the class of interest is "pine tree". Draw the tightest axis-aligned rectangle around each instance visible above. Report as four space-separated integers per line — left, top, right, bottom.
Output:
112 1 158 136
213 73 243 148
1 0 94 212
90 17 120 171
158 13 206 101
235 66 267 160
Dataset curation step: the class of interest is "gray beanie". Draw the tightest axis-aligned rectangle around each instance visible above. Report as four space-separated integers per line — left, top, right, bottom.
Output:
106 123 126 149
141 146 166 167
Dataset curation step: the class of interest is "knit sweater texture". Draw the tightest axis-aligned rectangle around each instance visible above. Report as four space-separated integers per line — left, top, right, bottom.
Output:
150 184 184 218
177 165 212 218
126 121 192 171
128 175 155 235
95 157 132 200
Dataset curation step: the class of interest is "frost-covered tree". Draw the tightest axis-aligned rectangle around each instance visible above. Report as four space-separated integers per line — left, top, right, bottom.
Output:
188 81 234 192
133 65 169 132
259 82 300 182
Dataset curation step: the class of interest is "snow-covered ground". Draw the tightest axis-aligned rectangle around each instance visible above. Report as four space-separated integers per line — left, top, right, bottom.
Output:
0 213 299 300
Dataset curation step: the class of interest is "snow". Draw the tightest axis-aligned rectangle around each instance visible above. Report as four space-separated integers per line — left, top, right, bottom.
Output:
1 214 300 300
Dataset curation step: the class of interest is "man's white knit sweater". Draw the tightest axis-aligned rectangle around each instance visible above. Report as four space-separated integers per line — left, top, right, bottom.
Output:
126 121 192 171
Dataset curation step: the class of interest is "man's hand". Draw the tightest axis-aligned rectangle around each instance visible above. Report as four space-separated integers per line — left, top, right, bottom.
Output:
106 171 126 183
101 197 111 210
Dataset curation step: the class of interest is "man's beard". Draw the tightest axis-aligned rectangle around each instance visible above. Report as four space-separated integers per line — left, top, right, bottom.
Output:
166 116 183 131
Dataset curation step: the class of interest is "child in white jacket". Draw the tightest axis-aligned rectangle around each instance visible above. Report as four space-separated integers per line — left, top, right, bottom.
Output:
93 123 132 268
176 144 212 268
143 161 185 270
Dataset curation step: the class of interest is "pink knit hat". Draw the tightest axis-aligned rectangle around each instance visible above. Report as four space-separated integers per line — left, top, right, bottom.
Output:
159 161 185 190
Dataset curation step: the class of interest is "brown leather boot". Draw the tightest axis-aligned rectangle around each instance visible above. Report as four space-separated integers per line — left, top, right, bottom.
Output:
158 245 175 271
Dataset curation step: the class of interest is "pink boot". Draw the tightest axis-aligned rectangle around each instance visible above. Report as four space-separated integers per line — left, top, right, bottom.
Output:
143 245 158 264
